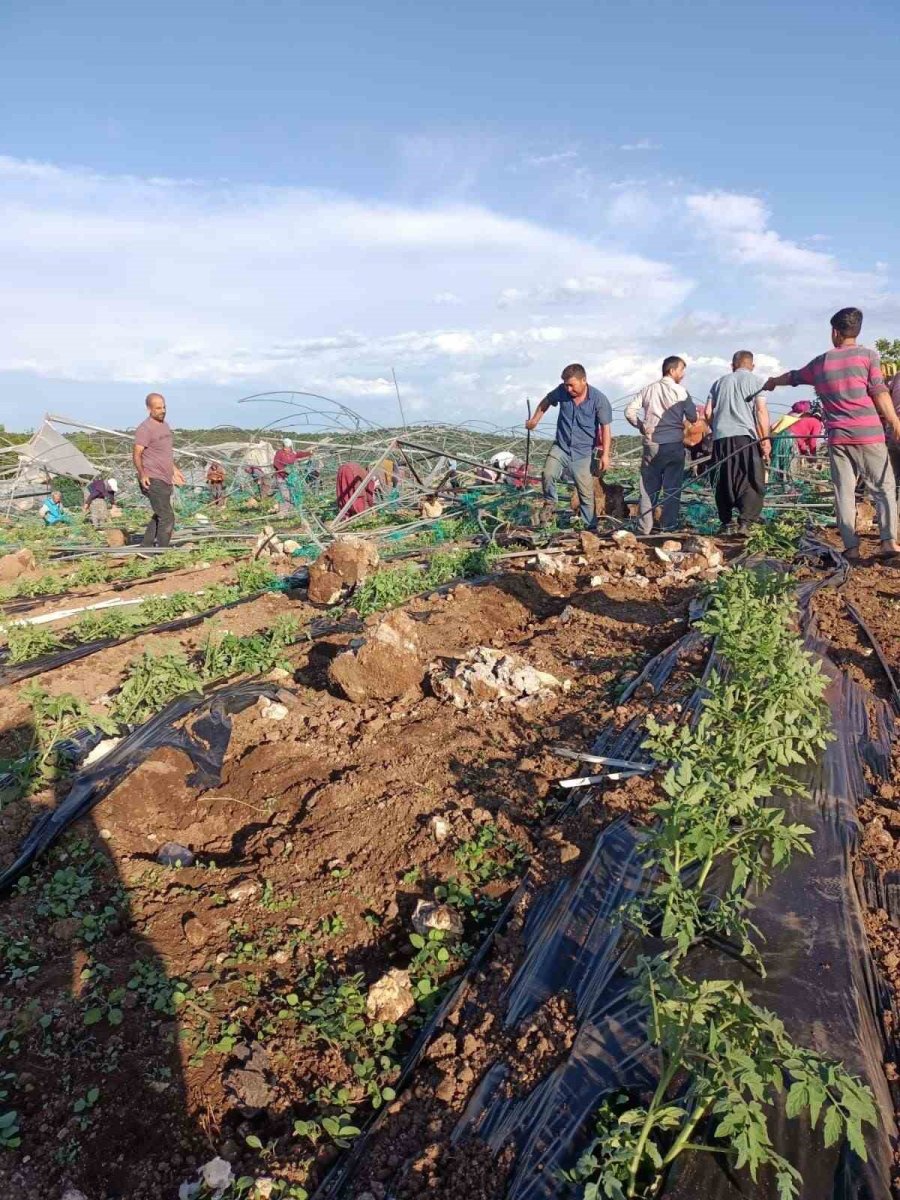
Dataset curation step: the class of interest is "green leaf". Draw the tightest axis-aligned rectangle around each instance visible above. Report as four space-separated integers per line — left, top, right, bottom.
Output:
245 1134 263 1149
822 1106 843 1148
83 1007 103 1026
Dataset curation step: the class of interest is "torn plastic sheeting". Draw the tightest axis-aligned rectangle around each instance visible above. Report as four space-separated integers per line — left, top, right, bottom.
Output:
0 679 277 894
447 606 895 1198
311 879 528 1200
0 589 277 687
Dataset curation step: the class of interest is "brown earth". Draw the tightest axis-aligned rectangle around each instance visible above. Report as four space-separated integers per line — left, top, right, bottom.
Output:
0 541 698 1200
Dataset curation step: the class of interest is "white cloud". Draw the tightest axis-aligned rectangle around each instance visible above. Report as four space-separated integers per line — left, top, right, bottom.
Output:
620 138 661 151
1 157 898 431
0 155 696 425
685 190 887 297
522 150 579 167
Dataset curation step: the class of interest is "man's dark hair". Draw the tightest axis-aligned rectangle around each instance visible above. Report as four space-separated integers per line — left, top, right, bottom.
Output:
662 355 685 377
561 363 587 382
732 350 754 369
831 307 863 338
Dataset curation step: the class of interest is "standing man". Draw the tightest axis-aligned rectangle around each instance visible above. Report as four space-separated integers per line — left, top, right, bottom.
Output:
525 363 612 528
764 308 900 562
888 368 900 496
706 351 771 532
625 356 697 534
133 393 184 548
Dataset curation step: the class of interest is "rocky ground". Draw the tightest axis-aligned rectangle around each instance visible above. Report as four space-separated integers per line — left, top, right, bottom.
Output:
0 528 898 1200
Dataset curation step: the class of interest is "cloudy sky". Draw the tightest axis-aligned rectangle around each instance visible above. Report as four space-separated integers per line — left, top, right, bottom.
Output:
2 0 898 433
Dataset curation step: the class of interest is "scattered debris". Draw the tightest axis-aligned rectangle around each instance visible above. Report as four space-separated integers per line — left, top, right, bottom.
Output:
431 646 565 709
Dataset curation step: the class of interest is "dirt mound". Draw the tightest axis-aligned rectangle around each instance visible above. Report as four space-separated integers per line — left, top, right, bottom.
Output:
329 609 425 702
307 536 379 605
0 547 36 581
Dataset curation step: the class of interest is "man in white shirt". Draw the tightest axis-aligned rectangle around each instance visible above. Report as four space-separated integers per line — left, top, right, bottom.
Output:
625 356 697 534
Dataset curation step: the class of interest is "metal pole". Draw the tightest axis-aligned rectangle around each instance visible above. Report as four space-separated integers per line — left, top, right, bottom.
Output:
391 368 407 428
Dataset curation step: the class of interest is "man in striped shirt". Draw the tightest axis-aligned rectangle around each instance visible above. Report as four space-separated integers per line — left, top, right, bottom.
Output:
764 307 900 561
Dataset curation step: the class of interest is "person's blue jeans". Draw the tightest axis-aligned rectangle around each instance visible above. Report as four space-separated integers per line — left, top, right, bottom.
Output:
542 443 595 526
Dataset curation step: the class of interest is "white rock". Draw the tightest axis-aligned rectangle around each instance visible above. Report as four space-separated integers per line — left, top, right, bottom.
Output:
83 738 122 767
227 880 260 902
653 548 672 563
611 529 638 545
660 539 682 553
590 574 609 587
412 900 464 937
257 698 288 721
430 815 452 843
200 1157 234 1193
366 968 416 1022
62 1190 89 1200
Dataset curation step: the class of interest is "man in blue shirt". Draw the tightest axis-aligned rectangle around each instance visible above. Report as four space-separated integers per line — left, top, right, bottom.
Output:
525 363 613 527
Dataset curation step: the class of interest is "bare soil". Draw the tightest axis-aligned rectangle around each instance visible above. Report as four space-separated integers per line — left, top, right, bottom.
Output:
0 542 696 1200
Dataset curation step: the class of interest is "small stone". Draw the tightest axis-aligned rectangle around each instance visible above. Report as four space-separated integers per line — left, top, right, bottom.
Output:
62 1190 89 1200
430 815 451 843
434 1077 456 1103
157 842 195 867
182 916 209 948
412 900 464 938
611 529 637 546
653 547 672 563
227 880 260 902
590 574 608 587
559 841 581 864
660 539 682 553
83 737 122 767
256 697 288 721
200 1158 234 1192
366 969 416 1023
579 531 601 556
106 528 127 547
98 828 112 840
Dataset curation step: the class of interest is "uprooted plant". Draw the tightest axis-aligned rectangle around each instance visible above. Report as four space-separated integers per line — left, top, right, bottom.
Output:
566 567 877 1200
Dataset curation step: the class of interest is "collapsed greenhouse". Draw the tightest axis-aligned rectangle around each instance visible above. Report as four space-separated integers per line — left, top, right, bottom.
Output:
0 390 898 1200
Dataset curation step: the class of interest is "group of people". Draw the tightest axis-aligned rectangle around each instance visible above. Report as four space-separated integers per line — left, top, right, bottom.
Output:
100 307 900 559
528 307 900 560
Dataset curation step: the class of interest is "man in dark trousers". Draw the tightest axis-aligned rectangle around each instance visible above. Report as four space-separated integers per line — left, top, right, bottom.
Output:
706 351 771 533
525 363 612 528
133 392 185 548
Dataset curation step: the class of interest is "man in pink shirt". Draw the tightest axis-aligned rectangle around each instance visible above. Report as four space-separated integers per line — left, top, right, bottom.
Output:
764 308 900 561
133 392 185 548
889 371 900 497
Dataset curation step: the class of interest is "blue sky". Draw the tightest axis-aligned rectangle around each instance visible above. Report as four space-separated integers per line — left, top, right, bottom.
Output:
2 0 898 433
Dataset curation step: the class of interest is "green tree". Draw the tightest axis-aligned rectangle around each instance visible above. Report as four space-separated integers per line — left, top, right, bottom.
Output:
875 337 900 367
